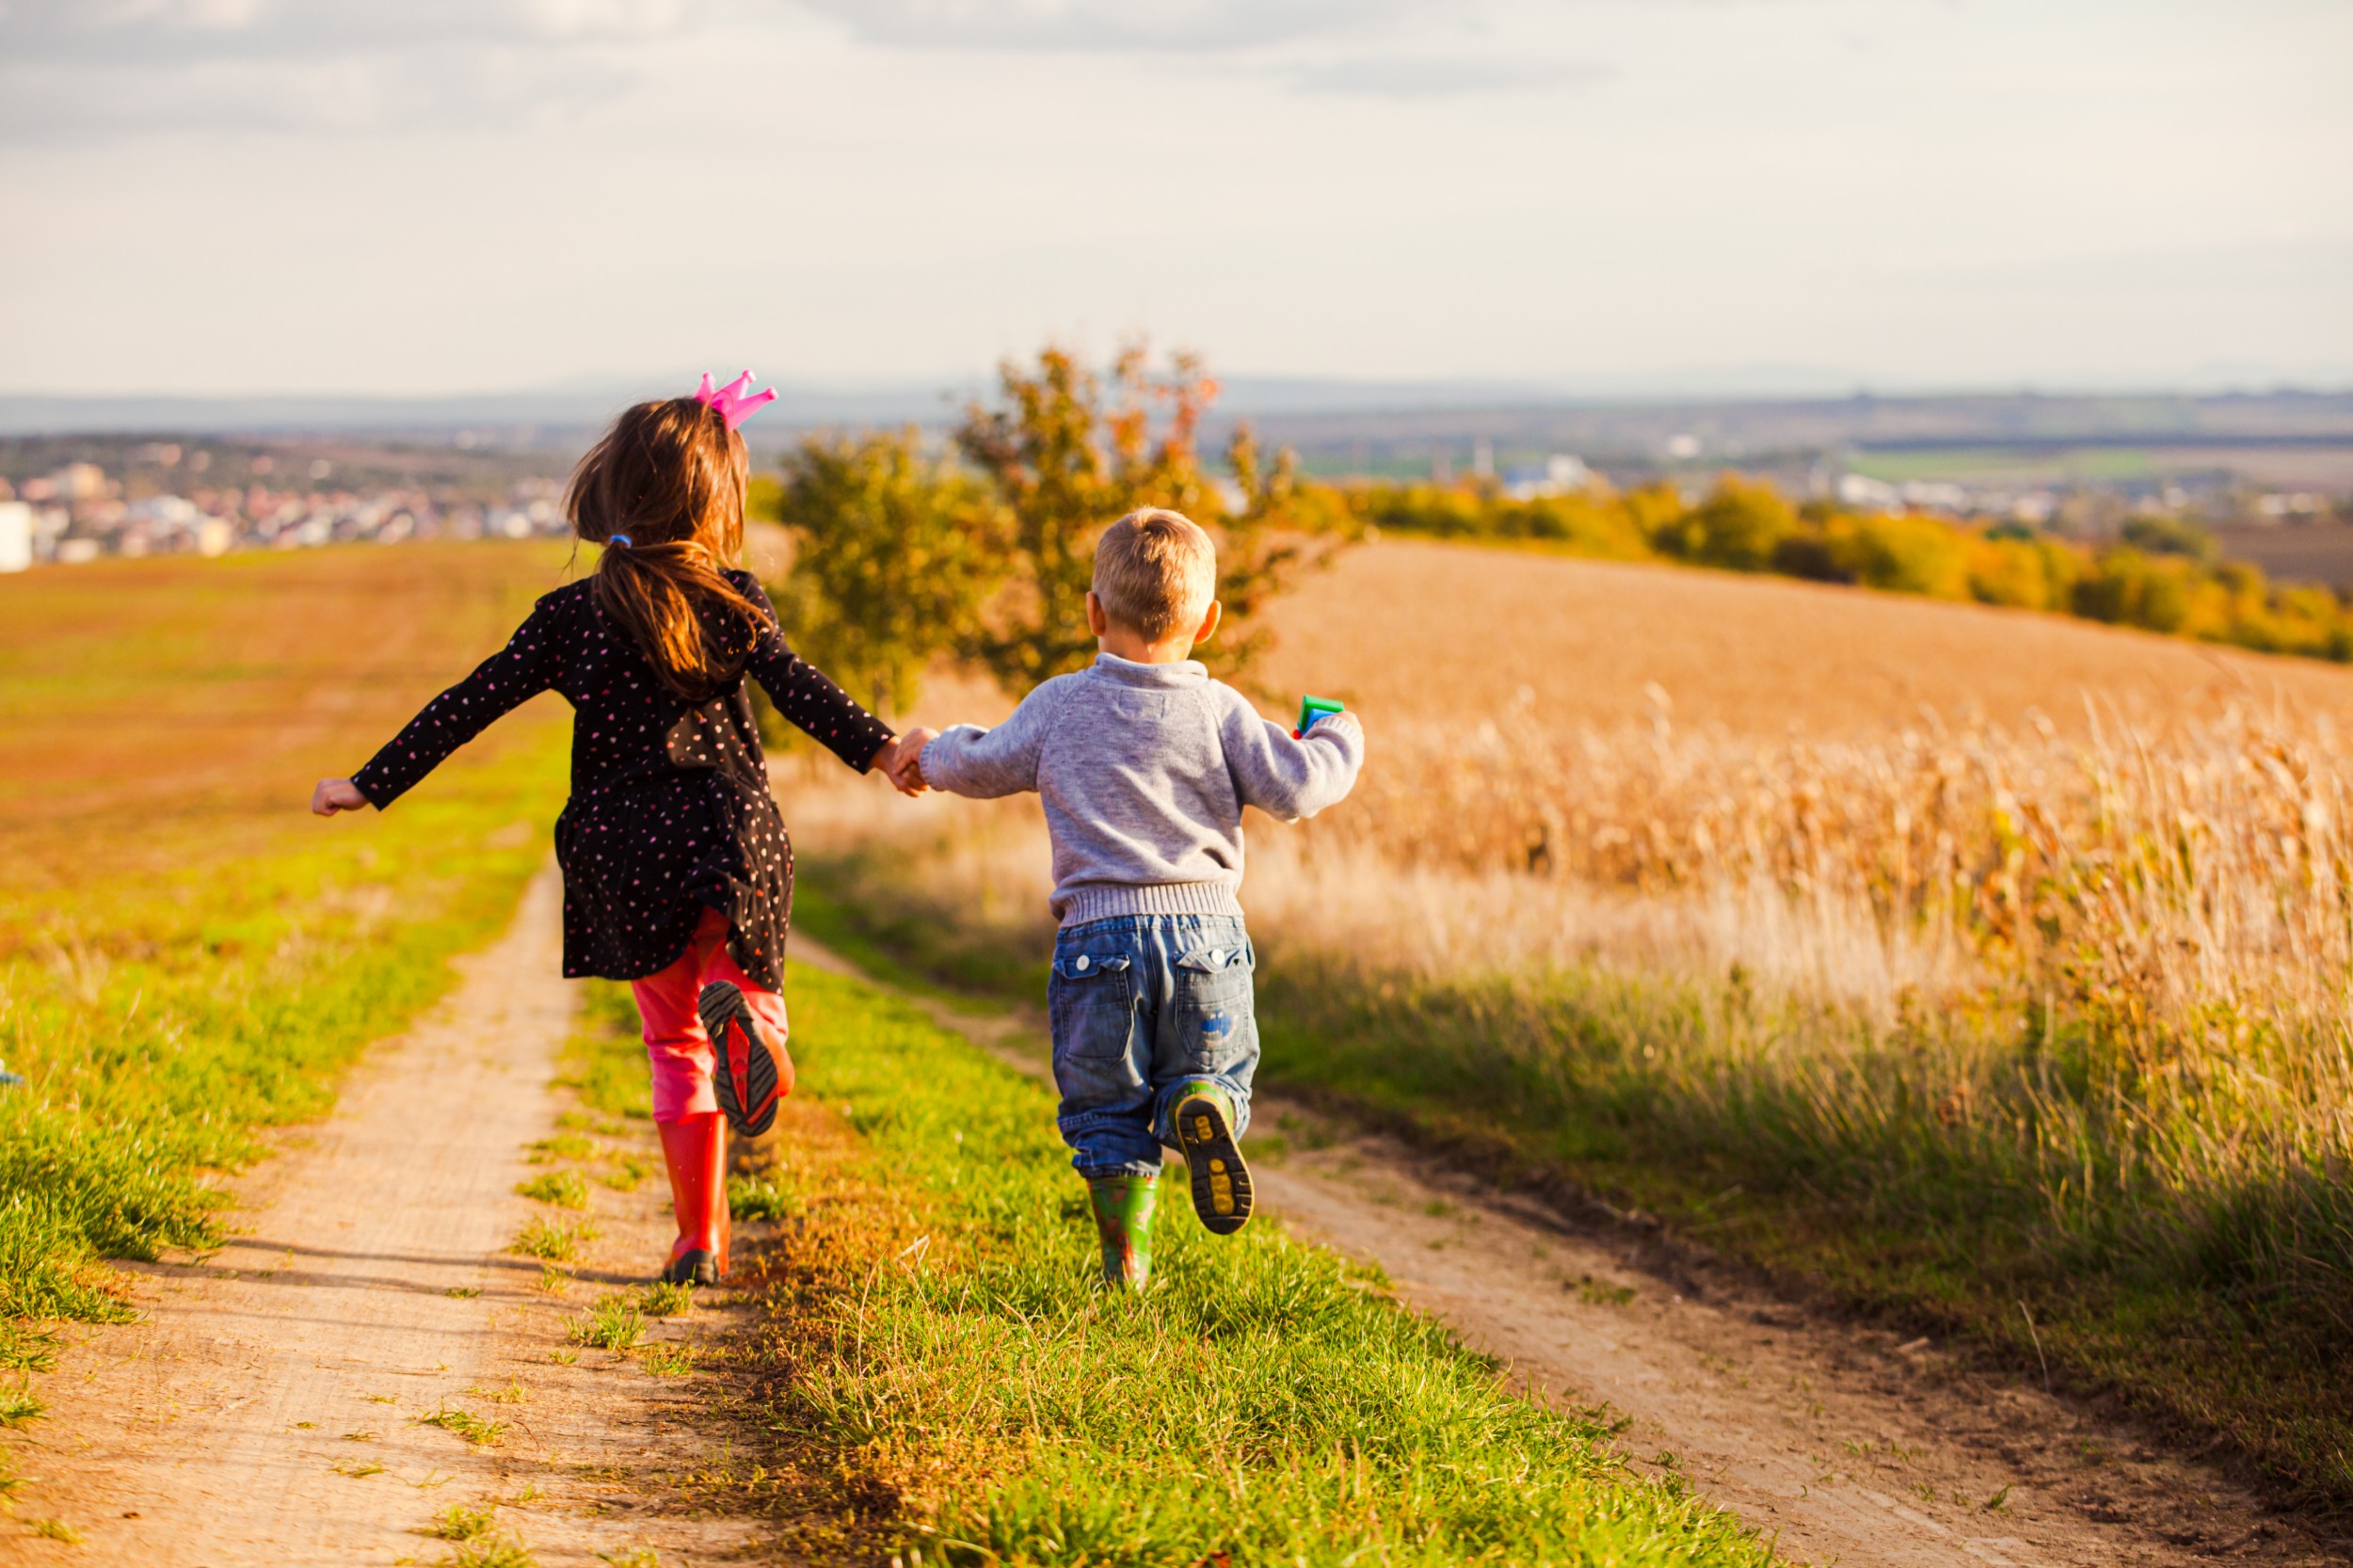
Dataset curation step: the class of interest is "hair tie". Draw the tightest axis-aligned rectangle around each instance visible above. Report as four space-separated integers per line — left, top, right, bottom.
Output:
608 533 632 549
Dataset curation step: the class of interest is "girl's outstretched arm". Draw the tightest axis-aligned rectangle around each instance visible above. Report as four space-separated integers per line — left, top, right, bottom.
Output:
737 579 896 775
338 597 563 811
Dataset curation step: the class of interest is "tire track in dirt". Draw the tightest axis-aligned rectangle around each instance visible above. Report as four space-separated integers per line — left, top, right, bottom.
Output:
11 868 760 1566
788 939 2346 1568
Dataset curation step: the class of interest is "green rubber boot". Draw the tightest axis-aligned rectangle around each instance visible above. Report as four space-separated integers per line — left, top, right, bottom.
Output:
1086 1174 1159 1290
1170 1080 1253 1236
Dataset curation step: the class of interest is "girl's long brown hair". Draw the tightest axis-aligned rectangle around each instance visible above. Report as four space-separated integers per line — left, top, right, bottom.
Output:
568 396 767 699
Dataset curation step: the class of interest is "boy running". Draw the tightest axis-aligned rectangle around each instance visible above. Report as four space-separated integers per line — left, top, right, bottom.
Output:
900 508 1364 1289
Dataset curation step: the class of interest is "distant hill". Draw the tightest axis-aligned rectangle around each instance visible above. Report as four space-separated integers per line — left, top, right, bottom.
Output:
4 381 2346 467
1251 537 2353 740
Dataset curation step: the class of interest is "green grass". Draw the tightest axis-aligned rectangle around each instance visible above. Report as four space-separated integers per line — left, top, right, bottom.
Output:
443 1535 537 1568
1843 447 2162 484
745 960 1772 1566
568 1295 646 1352
514 1170 591 1210
429 1502 497 1541
508 1218 597 1262
559 980 656 1122
414 1402 506 1447
725 1176 795 1223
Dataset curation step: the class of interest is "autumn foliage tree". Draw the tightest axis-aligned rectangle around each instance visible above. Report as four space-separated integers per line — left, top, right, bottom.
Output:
953 343 1353 690
768 342 1356 714
770 429 1006 721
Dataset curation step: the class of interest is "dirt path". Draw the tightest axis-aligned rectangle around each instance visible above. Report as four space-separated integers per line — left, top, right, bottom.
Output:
791 942 2345 1568
11 869 760 1566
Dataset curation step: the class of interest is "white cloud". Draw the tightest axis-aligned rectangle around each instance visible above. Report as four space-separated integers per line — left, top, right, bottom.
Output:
1292 56 1608 98
0 0 714 139
0 0 711 56
0 0 2345 392
788 0 1406 53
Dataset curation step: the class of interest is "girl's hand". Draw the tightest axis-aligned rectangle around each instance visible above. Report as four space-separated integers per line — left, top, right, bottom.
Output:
312 777 368 816
876 731 935 797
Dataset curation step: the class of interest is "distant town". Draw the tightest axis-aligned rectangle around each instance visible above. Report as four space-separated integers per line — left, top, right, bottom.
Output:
0 438 571 572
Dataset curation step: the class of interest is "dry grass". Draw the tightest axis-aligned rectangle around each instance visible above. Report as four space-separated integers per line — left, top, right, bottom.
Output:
790 697 2353 1226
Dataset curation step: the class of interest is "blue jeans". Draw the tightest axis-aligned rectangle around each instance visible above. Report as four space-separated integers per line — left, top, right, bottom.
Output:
1048 914 1258 1180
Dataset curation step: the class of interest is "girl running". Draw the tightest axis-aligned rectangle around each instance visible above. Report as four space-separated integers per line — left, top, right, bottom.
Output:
312 373 920 1286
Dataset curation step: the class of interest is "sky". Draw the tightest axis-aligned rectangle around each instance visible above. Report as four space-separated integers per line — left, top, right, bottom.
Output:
0 0 2346 399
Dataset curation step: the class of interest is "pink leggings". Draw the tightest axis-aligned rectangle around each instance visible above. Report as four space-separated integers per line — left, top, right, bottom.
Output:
631 907 791 1126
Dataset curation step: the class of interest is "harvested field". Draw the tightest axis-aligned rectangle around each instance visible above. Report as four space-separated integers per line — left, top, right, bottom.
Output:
1246 537 2353 738
2214 523 2353 592
0 541 580 888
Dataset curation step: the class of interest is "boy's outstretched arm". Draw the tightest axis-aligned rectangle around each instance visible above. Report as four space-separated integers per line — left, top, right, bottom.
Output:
1218 693 1365 823
914 679 1075 799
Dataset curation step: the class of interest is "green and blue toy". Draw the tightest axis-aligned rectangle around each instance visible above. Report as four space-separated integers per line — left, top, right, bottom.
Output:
1294 695 1345 738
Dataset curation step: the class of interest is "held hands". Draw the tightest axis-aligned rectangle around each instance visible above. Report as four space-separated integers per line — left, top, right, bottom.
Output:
312 777 368 816
872 729 937 797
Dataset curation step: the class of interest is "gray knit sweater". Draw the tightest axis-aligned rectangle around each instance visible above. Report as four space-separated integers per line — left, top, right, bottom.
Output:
917 653 1365 926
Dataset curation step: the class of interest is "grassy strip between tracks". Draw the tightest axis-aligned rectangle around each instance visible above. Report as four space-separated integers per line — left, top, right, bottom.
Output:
720 954 1775 1567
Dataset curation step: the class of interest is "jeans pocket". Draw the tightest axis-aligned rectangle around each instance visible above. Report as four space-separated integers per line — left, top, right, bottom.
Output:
1049 950 1135 1062
1172 942 1256 1071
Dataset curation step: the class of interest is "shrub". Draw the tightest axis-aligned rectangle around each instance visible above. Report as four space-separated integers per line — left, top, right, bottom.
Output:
2076 547 2195 632
2121 514 2218 562
1965 534 2071 610
1825 511 1973 599
1656 475 1794 570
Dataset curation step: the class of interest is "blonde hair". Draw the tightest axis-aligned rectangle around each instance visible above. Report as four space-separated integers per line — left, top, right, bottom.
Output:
1092 508 1216 641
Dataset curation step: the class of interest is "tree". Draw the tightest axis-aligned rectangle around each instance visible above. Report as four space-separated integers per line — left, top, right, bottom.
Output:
1656 475 1797 571
770 428 1008 721
953 343 1353 690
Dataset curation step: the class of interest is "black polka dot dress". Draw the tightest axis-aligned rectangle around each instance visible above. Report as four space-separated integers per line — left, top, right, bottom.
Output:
352 570 891 992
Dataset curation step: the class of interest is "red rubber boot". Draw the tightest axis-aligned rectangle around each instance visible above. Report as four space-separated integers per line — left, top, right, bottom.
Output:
657 1112 729 1286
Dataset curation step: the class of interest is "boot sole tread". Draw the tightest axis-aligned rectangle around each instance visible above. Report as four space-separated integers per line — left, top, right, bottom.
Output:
1175 1094 1252 1236
698 980 780 1138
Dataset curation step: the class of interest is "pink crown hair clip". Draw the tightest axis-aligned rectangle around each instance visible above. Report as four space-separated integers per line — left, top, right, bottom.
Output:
693 369 779 431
